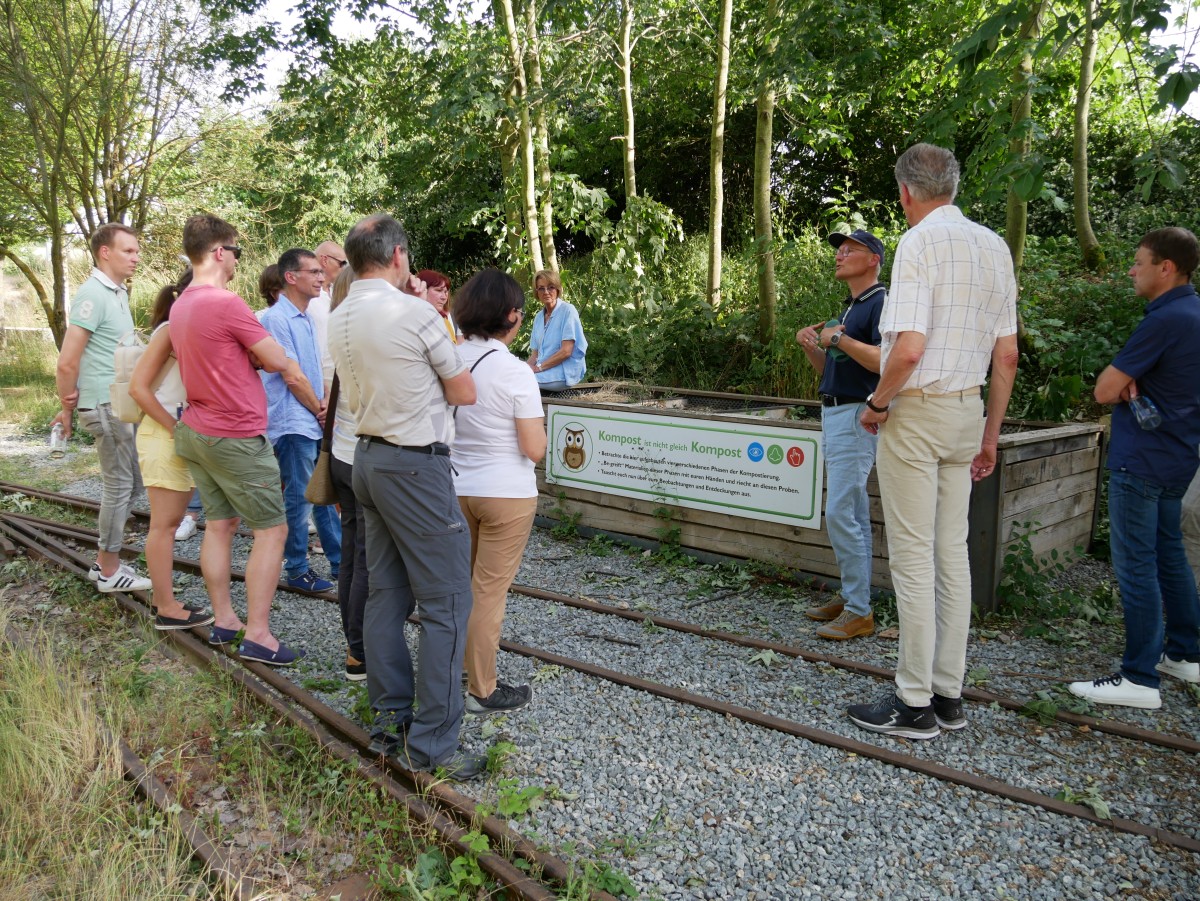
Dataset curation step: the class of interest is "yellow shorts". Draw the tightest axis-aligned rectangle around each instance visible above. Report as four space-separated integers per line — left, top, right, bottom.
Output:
135 417 194 492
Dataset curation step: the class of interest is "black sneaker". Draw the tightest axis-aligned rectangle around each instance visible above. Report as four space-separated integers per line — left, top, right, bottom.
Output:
406 746 489 782
154 608 215 631
932 693 966 730
368 721 410 756
847 692 940 740
465 681 532 716
345 654 366 682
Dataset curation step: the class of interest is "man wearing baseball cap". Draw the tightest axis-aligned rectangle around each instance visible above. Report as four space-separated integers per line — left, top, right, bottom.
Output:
796 228 886 639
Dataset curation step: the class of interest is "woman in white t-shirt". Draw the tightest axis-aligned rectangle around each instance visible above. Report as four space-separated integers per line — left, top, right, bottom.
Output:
452 269 547 716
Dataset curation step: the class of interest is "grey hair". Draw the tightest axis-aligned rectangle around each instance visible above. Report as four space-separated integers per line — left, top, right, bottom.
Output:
894 143 960 203
345 213 409 272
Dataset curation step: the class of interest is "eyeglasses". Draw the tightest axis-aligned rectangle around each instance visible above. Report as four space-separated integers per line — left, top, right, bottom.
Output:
535 285 557 295
324 254 348 268
295 268 325 277
213 245 242 261
835 247 868 259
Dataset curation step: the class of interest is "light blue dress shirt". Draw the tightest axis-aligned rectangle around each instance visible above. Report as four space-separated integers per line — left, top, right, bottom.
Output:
260 295 325 443
531 299 588 387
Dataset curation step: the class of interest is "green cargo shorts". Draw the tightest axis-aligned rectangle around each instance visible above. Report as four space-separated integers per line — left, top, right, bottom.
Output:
174 422 286 530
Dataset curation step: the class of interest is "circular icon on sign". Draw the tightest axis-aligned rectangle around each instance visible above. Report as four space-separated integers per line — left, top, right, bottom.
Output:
555 421 592 473
747 442 765 463
766 444 784 465
786 446 805 467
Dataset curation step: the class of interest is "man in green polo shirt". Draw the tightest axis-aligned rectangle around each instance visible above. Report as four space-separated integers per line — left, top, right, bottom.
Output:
52 223 152 593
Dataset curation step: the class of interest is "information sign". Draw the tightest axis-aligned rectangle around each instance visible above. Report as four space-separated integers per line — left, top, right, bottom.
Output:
545 406 823 528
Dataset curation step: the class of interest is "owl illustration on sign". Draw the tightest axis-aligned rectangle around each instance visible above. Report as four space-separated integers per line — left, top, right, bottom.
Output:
562 427 587 470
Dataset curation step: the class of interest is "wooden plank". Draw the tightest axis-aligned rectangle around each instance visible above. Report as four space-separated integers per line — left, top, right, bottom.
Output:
1003 471 1097 519
1001 432 1100 464
997 423 1104 449
999 513 1095 567
1001 490 1096 538
1003 446 1100 491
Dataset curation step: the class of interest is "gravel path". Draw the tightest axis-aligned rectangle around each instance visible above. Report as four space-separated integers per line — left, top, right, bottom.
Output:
6 429 1198 901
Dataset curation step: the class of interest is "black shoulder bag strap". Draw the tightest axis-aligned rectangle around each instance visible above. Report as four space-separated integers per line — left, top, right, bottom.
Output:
453 349 500 420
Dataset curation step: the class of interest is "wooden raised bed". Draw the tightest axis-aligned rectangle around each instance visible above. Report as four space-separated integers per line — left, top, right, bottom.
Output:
535 385 1103 614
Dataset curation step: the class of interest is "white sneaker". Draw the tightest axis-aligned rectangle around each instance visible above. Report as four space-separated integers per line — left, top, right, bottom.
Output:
96 564 152 593
1069 673 1161 709
308 519 317 535
1156 655 1200 683
174 514 197 541
87 563 101 582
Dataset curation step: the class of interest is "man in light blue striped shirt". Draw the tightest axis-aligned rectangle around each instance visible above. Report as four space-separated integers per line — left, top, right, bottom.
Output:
260 247 342 592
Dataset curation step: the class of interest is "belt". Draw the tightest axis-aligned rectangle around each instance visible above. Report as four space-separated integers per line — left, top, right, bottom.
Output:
896 387 981 398
820 395 866 407
364 436 450 456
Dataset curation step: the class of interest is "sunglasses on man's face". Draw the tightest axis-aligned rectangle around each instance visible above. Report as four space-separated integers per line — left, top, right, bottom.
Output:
212 245 243 261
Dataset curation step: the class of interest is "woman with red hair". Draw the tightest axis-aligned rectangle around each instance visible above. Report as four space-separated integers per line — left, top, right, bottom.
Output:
416 269 460 344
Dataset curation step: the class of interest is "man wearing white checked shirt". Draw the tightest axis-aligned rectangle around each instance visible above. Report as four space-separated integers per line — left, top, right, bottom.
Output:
847 143 1019 740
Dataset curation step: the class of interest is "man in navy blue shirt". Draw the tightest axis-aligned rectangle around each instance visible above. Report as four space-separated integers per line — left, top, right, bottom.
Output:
796 229 886 640
1071 227 1200 708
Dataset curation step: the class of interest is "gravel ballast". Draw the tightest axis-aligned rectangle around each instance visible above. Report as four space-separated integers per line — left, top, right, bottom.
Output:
5 429 1198 901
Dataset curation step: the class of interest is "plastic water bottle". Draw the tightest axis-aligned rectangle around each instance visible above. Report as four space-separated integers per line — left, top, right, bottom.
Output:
1130 395 1163 431
49 422 67 458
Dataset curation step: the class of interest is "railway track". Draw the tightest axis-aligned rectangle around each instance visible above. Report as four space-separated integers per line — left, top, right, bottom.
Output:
0 501 619 901
2 480 1198 866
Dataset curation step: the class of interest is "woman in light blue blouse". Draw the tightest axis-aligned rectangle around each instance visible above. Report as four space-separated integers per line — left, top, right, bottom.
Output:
527 269 587 390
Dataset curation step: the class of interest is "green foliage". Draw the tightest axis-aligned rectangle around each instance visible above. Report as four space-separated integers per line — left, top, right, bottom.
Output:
1055 783 1111 820
548 491 582 539
494 778 546 818
996 520 1086 620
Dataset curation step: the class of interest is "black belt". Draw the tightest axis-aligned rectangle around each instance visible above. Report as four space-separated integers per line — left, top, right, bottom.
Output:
820 395 866 407
364 436 450 456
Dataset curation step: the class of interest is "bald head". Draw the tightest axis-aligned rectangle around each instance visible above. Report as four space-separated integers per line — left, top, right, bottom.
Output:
316 241 347 282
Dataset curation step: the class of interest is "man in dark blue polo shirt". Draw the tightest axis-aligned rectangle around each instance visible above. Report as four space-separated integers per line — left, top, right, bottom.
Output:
1071 227 1200 708
796 229 886 639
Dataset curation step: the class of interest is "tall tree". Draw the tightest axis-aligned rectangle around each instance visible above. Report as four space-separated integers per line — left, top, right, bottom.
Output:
495 0 545 276
753 0 779 343
0 0 219 345
706 0 734 307
1072 0 1103 270
1004 0 1048 274
618 0 638 200
524 0 558 272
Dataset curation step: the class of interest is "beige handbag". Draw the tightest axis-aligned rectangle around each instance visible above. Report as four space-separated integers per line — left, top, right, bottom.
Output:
304 376 339 506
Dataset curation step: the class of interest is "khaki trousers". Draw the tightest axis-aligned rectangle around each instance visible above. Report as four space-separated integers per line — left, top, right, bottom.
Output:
459 495 537 700
877 391 983 707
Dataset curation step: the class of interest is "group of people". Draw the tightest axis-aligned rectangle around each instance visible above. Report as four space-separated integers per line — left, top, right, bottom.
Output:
799 143 1199 738
53 140 1198 774
53 212 590 779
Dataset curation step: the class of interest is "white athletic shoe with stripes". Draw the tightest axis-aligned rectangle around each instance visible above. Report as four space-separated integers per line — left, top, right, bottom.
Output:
95 564 152 593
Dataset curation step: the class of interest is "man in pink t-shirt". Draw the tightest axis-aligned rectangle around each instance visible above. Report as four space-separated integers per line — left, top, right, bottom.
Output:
171 214 321 667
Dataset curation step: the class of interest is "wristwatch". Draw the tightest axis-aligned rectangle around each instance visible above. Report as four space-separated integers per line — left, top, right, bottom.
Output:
865 393 889 414
829 332 842 348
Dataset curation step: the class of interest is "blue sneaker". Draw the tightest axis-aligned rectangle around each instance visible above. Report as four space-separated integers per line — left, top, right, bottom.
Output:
286 570 334 593
238 639 305 667
209 625 242 646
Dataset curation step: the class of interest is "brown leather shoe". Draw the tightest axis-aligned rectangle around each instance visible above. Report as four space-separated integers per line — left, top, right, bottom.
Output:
816 610 874 640
804 598 845 621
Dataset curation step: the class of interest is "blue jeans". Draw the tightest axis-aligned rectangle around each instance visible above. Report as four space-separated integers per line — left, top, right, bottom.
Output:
274 433 342 579
822 403 878 616
1108 470 1200 688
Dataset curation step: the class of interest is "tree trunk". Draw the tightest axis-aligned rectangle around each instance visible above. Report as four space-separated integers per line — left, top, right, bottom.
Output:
495 0 543 276
0 245 58 346
1004 0 1046 274
753 0 778 345
496 61 526 266
524 0 558 272
619 0 637 201
1073 0 1104 271
706 0 734 307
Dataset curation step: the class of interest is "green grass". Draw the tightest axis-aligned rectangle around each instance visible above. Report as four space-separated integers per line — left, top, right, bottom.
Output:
0 330 58 432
